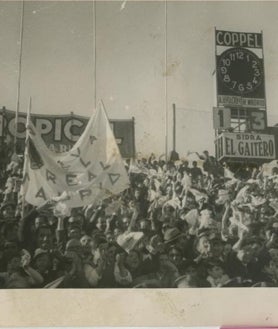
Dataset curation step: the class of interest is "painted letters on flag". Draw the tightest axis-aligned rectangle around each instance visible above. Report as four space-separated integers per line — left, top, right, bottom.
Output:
21 102 130 208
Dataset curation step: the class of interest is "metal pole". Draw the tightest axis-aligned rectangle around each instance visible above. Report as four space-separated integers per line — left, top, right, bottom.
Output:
173 103 176 151
14 0 25 154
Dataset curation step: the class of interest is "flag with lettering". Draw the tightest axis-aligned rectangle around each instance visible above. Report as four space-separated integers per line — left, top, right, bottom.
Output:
21 102 130 208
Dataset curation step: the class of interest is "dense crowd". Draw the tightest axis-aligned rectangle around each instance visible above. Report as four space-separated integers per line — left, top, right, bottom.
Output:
1 146 278 288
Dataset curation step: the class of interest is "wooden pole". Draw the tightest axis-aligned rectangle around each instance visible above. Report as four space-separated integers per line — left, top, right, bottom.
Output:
173 103 176 151
14 1 25 154
261 30 268 127
93 0 97 109
132 116 136 159
21 96 32 218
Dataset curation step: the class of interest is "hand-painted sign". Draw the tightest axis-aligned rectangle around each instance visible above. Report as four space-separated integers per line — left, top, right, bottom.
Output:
22 103 130 208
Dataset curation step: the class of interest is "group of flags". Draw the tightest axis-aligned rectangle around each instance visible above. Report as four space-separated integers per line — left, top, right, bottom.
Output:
21 102 130 209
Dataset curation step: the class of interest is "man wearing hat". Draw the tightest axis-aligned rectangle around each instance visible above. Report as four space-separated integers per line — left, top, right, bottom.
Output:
224 236 266 285
56 238 93 288
32 248 59 287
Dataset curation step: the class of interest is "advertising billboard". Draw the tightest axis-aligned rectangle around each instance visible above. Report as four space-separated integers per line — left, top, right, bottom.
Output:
0 108 135 158
215 131 276 161
215 30 266 109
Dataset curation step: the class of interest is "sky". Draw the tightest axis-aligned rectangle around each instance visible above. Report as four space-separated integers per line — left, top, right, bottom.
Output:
1 0 278 157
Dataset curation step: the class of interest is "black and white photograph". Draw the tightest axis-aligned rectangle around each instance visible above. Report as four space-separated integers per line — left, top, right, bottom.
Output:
1 0 278 290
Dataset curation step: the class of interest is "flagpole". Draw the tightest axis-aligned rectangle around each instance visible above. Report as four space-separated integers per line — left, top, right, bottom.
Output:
14 0 25 154
21 96 31 218
173 103 176 152
164 0 168 161
93 0 97 109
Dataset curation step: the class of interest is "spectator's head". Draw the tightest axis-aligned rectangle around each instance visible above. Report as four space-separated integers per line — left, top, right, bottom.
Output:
105 231 114 243
182 160 189 167
175 233 189 253
244 236 263 257
158 252 171 271
237 243 255 264
96 216 107 232
68 224 82 240
184 195 198 210
36 225 53 250
146 234 164 255
163 204 176 217
3 241 18 260
168 245 183 267
143 178 150 187
223 241 233 256
125 250 141 271
65 238 83 259
35 215 48 230
1 202 15 219
7 253 21 274
113 227 123 238
121 216 130 230
106 242 119 264
33 248 50 273
91 232 107 252
207 261 225 280
68 214 83 230
138 219 151 233
80 235 93 254
2 222 18 242
175 274 195 287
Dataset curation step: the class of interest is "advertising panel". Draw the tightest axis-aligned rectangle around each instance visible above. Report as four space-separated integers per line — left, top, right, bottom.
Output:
215 132 276 161
215 30 266 109
0 108 135 158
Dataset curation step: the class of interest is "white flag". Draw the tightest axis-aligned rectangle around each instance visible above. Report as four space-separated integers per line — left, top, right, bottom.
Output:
262 160 278 176
22 102 130 208
224 167 235 179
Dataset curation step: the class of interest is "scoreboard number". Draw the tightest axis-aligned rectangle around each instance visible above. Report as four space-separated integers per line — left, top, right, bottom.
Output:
213 107 231 129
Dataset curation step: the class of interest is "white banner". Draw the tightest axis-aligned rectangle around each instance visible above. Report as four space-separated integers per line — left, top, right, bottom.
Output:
21 102 130 208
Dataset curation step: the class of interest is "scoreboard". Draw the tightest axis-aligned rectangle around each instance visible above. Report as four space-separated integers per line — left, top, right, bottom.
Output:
215 30 266 109
213 29 275 163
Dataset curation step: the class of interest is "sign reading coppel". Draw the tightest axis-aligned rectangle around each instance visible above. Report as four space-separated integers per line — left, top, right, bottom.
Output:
0 108 135 158
215 132 276 161
215 30 265 109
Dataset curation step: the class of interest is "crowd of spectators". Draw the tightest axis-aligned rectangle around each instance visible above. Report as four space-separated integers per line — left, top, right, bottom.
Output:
1 147 278 288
